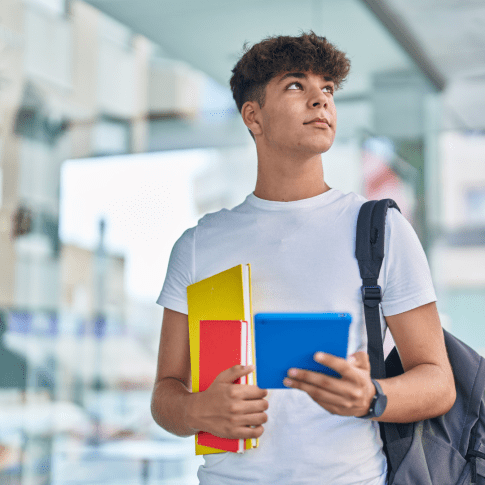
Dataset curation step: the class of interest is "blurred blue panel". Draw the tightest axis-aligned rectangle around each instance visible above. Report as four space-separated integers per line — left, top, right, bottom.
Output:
10 311 33 333
443 288 485 353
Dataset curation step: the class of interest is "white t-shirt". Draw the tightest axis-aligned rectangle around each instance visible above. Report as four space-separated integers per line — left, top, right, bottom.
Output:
156 188 437 485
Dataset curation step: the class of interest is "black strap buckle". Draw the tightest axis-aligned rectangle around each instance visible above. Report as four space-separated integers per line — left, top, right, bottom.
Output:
466 450 485 484
361 285 382 307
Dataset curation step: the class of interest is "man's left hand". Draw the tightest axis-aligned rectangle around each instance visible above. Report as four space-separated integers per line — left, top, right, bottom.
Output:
283 351 376 417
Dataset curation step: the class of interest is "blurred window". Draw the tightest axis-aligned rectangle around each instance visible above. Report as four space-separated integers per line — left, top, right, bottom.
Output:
442 288 485 353
466 187 485 226
92 116 131 156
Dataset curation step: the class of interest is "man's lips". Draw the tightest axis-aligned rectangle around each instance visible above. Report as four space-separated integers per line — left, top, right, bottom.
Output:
304 117 330 127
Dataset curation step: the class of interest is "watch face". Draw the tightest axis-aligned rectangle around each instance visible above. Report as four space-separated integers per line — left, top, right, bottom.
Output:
374 395 388 417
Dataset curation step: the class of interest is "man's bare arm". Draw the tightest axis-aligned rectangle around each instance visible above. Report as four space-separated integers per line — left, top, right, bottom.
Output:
150 308 268 438
150 308 195 437
373 301 456 422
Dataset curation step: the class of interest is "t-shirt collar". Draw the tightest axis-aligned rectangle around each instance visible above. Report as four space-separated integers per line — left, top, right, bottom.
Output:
245 188 337 211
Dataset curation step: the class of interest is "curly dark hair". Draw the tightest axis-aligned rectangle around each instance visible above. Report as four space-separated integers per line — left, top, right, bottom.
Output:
230 31 351 115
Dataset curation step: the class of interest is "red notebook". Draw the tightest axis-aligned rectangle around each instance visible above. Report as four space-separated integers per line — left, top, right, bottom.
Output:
198 320 249 453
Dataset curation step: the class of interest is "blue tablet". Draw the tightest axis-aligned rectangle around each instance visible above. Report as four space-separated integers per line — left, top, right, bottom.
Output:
254 312 352 389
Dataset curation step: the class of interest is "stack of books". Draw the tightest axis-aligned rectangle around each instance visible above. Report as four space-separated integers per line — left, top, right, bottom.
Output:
187 264 258 456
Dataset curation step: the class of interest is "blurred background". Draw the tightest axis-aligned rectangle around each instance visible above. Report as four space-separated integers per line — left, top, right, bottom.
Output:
0 0 484 483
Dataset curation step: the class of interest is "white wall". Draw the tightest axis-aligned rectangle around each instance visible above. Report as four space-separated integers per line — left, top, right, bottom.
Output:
148 59 204 116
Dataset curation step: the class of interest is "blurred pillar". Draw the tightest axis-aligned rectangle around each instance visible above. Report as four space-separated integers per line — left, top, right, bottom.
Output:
132 35 151 154
371 70 438 254
394 139 427 248
91 218 108 445
423 93 443 247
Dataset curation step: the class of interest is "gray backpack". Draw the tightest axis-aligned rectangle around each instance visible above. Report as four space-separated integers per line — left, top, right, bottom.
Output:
356 199 485 484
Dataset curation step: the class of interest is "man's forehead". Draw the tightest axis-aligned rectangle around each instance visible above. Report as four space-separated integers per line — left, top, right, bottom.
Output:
274 71 334 84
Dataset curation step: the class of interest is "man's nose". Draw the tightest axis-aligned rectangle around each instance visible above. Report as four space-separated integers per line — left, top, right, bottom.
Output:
310 88 328 108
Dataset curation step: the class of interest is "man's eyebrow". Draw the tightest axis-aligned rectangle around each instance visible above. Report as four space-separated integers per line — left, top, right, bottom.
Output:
277 72 334 84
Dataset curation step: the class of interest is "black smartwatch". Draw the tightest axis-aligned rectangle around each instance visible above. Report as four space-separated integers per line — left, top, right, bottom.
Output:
357 379 387 419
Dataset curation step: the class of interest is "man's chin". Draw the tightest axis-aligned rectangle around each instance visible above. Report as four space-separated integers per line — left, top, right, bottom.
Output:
312 141 334 155
307 135 335 154
271 137 335 156
295 144 333 156
319 144 334 154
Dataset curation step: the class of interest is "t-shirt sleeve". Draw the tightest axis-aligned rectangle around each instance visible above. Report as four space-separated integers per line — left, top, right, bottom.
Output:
155 226 196 315
380 208 437 317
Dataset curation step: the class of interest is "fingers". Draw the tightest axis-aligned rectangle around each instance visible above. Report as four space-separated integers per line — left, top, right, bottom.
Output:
284 369 372 416
216 365 256 384
313 352 370 381
285 368 355 398
228 396 269 415
284 379 346 409
196 364 269 440
218 403 268 439
230 425 265 440
229 410 268 427
283 351 374 417
285 351 371 392
231 384 268 400
347 351 371 370
313 352 350 377
222 413 267 439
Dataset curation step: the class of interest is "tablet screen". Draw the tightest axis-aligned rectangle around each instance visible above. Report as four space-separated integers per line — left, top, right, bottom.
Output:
254 313 352 389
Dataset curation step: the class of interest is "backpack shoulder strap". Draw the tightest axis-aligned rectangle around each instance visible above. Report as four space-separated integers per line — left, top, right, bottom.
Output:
356 199 400 380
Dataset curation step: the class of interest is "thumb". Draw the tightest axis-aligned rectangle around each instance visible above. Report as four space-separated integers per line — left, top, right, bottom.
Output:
215 364 255 384
347 351 370 369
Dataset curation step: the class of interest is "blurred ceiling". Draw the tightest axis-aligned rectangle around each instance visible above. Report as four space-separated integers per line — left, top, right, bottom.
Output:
83 0 485 130
369 0 485 130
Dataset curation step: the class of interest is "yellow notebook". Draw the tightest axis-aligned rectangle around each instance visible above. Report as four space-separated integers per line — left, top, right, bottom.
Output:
187 263 258 456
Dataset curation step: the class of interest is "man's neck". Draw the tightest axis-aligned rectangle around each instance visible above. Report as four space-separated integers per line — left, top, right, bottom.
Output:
253 152 331 202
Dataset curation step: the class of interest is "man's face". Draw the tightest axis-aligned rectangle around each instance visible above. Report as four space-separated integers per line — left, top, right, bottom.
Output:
256 71 337 155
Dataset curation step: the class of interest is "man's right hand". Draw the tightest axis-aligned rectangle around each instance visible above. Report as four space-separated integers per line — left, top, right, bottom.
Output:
187 365 269 440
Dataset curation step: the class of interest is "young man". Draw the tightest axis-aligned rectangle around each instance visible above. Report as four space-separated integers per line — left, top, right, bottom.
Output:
151 32 455 484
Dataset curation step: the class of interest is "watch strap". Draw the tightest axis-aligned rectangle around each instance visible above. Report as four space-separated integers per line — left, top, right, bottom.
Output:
358 378 385 419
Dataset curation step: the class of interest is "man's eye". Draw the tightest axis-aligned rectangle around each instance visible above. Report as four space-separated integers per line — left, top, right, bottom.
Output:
287 82 302 90
323 85 334 94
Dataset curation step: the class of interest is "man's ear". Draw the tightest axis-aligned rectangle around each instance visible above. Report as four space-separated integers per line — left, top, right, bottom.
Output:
241 101 263 136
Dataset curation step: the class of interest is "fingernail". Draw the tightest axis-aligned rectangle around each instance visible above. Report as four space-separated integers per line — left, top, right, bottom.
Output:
315 352 325 360
283 378 292 387
288 368 298 377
